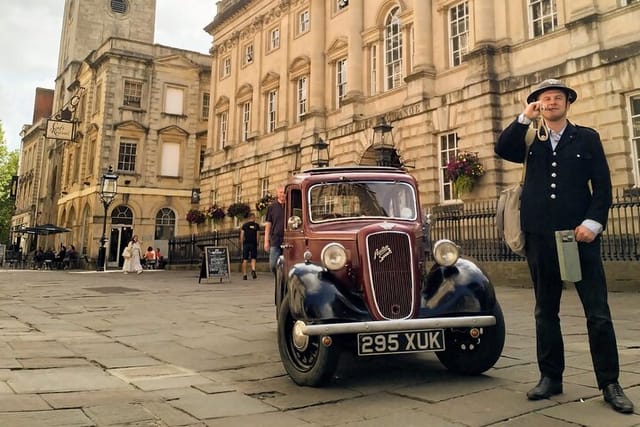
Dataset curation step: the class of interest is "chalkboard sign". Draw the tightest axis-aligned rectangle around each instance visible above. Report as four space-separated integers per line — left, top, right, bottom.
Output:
200 246 230 283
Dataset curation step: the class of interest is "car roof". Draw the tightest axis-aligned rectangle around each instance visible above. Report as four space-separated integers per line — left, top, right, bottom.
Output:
301 166 408 176
287 166 416 188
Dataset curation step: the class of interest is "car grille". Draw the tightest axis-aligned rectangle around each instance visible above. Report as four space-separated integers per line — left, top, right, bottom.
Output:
365 231 415 319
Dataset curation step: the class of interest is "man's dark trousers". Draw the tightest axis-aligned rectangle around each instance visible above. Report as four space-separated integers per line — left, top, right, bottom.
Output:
525 232 619 389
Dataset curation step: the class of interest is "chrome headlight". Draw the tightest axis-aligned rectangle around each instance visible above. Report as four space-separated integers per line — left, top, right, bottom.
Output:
433 239 460 267
320 243 347 271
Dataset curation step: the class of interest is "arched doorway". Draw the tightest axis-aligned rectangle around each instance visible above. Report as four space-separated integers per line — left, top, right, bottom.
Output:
108 205 133 268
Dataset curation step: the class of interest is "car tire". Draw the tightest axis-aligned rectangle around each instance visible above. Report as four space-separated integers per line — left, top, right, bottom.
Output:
277 300 340 387
436 302 505 375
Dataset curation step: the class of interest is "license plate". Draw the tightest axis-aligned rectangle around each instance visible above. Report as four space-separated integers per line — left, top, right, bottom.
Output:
357 329 445 356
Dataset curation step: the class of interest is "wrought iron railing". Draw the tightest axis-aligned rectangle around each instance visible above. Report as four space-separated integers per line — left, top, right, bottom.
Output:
169 190 639 265
168 230 269 266
428 189 640 262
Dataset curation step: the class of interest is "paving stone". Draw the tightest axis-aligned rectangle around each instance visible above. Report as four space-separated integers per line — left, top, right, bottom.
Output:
0 409 94 427
7 366 131 393
491 412 585 426
0 358 21 369
7 340 75 358
393 373 511 402
0 394 50 412
289 392 426 426
83 402 155 425
18 357 92 369
170 391 276 419
41 389 152 409
540 398 640 426
0 381 13 393
420 387 557 426
204 412 322 427
143 401 199 426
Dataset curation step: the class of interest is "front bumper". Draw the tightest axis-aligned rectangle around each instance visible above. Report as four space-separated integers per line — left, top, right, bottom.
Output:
298 315 496 337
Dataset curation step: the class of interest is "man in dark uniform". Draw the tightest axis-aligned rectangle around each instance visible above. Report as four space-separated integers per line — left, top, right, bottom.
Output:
240 212 260 280
495 79 633 413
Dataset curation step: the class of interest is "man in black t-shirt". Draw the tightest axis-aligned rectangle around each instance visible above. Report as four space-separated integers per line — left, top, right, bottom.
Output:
241 212 260 280
263 185 285 274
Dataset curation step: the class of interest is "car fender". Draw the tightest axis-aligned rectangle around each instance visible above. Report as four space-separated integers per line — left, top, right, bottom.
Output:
286 262 369 322
420 257 498 317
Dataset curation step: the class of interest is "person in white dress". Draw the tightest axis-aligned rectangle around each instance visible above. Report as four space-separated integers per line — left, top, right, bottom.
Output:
122 235 143 274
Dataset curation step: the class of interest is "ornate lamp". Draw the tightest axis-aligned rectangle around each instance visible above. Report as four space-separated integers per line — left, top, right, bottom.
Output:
311 137 330 168
97 166 118 271
372 117 400 167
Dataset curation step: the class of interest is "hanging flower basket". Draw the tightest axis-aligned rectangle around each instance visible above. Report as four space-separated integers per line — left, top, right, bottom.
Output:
255 194 275 216
446 151 485 196
227 202 251 220
206 204 226 223
186 208 206 224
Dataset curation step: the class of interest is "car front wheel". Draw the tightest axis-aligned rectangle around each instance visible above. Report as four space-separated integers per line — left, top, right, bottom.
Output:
277 300 339 387
436 302 505 375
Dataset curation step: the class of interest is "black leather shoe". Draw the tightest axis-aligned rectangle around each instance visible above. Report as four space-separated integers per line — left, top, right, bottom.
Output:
603 383 634 414
527 377 563 400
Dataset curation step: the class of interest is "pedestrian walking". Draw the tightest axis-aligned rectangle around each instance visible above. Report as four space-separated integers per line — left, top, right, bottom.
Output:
240 212 260 280
122 235 143 275
495 79 634 413
263 184 285 274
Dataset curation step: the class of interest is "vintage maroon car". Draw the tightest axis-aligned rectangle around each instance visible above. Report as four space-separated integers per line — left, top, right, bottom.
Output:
275 166 505 386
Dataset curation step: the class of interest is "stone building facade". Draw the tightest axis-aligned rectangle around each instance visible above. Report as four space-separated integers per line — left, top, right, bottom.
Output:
12 89 55 240
200 0 640 214
12 0 211 266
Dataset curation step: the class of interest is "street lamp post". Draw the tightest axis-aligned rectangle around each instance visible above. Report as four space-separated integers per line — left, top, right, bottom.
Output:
97 166 118 271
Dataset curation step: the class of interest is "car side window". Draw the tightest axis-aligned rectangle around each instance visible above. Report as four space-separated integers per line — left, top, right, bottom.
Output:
289 189 303 227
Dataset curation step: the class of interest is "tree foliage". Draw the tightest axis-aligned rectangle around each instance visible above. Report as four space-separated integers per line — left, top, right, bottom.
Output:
0 121 19 244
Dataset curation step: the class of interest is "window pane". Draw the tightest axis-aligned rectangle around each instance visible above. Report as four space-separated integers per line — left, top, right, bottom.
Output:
123 80 142 107
161 142 180 176
384 7 403 90
117 141 137 172
155 208 176 240
449 1 469 67
165 87 184 115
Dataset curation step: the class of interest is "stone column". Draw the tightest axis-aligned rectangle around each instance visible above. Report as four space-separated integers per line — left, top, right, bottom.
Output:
411 0 434 74
309 0 326 115
474 0 495 45
345 0 363 102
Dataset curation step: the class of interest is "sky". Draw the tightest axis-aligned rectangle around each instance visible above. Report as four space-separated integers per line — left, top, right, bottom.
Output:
0 0 214 152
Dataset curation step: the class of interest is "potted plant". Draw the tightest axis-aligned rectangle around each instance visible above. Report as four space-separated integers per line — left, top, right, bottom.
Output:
186 208 206 225
207 204 226 224
446 151 485 196
227 202 251 220
255 193 275 216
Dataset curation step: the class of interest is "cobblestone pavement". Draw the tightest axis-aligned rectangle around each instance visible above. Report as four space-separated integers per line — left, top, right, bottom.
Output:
0 268 639 426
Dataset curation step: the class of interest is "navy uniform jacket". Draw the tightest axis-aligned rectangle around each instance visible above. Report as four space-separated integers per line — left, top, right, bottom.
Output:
495 119 612 234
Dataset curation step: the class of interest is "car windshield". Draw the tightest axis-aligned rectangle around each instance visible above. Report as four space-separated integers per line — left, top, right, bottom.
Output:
309 181 417 222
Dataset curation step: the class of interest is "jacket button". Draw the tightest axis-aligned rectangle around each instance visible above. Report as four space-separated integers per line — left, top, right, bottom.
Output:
551 183 556 188
552 162 557 167
550 194 557 199
551 173 557 177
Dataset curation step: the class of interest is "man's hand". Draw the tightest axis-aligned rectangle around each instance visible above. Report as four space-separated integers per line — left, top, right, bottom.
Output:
523 101 543 121
574 225 596 243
